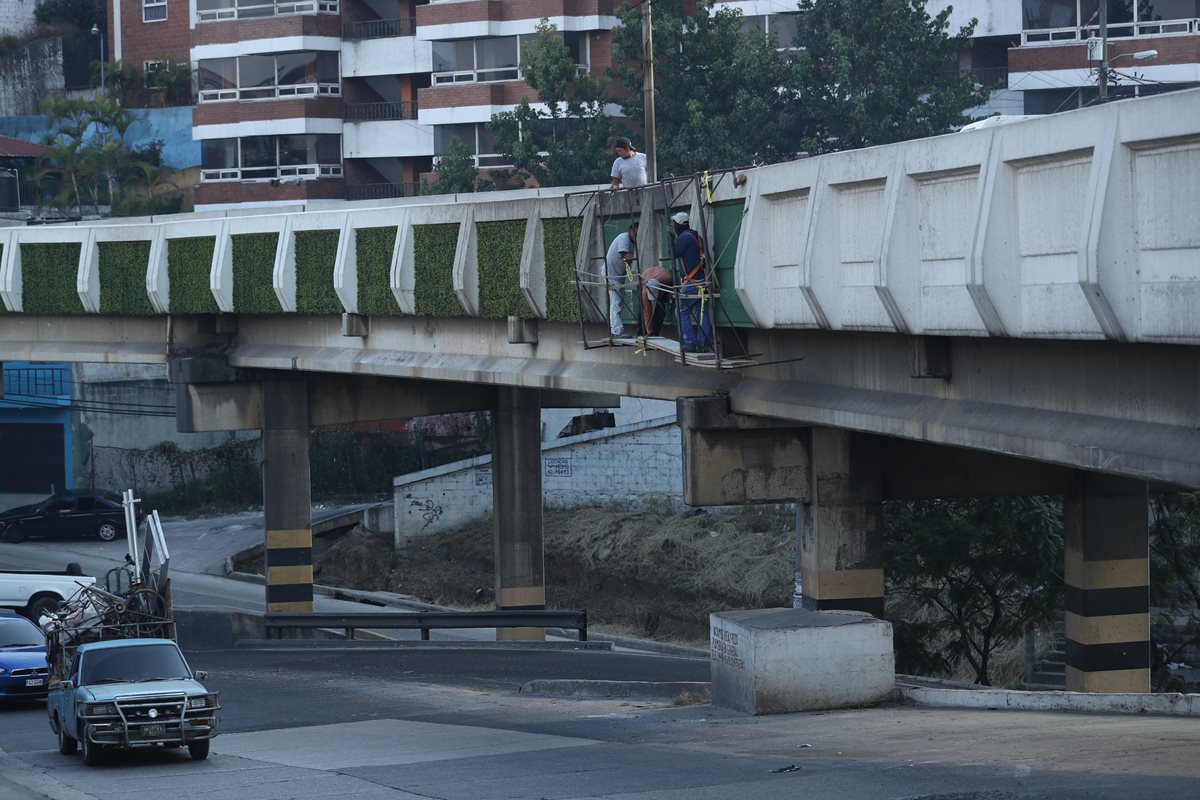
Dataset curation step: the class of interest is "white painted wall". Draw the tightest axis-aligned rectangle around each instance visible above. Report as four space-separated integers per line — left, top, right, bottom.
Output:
0 0 38 36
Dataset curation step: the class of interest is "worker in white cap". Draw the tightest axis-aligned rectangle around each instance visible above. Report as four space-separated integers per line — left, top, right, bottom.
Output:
671 211 711 352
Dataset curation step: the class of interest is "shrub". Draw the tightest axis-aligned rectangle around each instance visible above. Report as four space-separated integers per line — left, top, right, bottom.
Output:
21 242 83 314
231 232 281 313
477 220 530 319
413 223 461 317
167 237 219 314
543 219 581 322
356 226 402 315
295 229 343 314
98 240 155 314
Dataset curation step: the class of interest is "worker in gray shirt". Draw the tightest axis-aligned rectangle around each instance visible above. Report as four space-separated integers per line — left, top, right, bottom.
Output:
605 221 638 337
610 137 648 189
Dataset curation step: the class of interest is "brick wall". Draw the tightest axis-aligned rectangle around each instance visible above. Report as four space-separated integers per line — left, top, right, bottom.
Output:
1009 37 1200 73
114 0 191 68
194 177 344 206
192 14 342 46
418 0 616 26
419 80 539 109
193 97 344 126
392 417 683 547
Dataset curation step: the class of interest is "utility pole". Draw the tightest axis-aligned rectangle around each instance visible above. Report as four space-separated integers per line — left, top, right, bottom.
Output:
641 0 657 182
1098 0 1108 100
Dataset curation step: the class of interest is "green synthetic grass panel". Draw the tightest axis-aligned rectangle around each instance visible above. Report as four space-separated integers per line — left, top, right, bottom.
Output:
477 219 529 319
355 226 402 315
167 237 219 314
98 240 154 315
295 229 342 314
231 232 281 313
413 223 461 317
542 219 581 323
21 242 83 314
711 201 752 327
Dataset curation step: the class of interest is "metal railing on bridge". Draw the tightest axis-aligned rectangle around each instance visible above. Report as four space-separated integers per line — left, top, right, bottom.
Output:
263 610 588 641
343 100 418 121
342 16 416 40
344 181 420 201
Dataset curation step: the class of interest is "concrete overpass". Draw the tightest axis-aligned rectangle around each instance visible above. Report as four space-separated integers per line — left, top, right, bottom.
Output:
3 89 1200 693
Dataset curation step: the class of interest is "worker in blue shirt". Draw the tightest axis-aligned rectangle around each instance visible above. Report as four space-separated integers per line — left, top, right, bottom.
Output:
671 211 711 353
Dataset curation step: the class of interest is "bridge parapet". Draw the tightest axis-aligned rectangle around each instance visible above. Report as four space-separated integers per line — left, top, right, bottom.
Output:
2 89 1199 344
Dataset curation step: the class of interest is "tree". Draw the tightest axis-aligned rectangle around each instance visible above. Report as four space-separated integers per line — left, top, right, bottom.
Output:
146 59 194 107
1149 492 1200 692
610 0 797 177
421 137 478 195
34 0 104 32
884 497 1064 686
789 0 988 154
489 19 621 187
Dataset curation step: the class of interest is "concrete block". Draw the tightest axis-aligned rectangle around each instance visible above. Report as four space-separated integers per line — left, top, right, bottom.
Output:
710 607 894 715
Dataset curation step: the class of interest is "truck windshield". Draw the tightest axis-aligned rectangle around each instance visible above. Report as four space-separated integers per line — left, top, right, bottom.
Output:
81 644 191 684
0 617 43 647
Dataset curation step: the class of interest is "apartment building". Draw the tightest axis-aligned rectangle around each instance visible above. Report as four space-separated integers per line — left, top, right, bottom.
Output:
97 0 1200 210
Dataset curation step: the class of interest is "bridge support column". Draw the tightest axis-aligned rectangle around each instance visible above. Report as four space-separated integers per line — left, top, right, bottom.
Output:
1064 474 1149 693
799 428 885 618
492 386 545 641
261 379 313 612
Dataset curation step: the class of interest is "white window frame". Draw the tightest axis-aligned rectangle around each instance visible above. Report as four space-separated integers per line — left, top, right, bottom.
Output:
200 135 344 183
144 59 167 89
143 0 167 23
197 53 341 103
431 33 588 86
1020 0 1200 44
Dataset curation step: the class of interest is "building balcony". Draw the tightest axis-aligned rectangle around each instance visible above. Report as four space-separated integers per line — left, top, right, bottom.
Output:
341 35 431 77
192 11 343 45
344 100 418 121
418 0 617 37
345 181 420 201
343 119 434 158
199 82 341 103
1020 16 1200 45
200 163 343 183
343 16 416 40
197 0 340 24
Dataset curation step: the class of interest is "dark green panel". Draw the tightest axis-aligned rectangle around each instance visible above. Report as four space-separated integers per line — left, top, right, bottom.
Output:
98 241 154 315
356 226 402 315
711 201 751 328
22 242 84 315
477 219 529 319
413 223 461 317
168 237 219 314
295 229 342 314
231 232 281 313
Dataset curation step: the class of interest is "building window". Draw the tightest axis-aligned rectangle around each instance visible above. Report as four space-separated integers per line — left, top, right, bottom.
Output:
431 32 586 85
143 0 167 22
434 123 507 168
200 134 343 182
196 0 340 23
198 52 340 102
144 60 167 89
1021 0 1200 42
739 13 800 49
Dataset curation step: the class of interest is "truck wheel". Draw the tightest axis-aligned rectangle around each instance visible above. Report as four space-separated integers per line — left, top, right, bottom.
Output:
188 739 210 761
26 594 61 622
96 522 119 542
80 726 104 766
56 716 77 756
2 523 26 544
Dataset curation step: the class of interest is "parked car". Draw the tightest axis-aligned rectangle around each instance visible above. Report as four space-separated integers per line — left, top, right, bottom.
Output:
0 563 96 620
0 491 141 544
0 611 50 700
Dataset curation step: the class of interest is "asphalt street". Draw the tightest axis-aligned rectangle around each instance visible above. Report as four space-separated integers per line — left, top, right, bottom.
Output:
2 510 1199 799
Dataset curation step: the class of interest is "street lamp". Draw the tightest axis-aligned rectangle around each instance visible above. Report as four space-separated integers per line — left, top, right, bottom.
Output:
90 24 105 94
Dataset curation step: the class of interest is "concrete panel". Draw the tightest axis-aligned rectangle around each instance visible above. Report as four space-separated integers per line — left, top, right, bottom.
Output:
710 608 894 715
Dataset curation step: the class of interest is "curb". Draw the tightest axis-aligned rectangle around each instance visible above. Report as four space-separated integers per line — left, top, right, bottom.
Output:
520 679 711 701
897 681 1200 717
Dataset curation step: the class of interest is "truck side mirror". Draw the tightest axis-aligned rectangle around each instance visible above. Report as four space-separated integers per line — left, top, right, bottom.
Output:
194 670 208 681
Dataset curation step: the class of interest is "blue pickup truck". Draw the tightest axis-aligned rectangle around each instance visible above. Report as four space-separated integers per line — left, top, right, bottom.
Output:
47 638 220 765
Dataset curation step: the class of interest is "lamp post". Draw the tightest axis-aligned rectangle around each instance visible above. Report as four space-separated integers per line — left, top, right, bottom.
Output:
641 0 656 183
90 24 105 94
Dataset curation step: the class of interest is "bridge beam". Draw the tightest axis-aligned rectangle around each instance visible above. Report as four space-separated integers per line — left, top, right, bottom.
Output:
261 379 314 613
492 386 545 641
800 428 885 618
1064 474 1150 693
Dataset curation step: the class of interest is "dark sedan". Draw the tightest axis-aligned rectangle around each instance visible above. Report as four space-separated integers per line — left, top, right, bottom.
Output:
0 491 139 544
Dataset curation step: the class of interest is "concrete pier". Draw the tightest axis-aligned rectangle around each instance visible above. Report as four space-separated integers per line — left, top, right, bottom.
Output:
261 379 314 613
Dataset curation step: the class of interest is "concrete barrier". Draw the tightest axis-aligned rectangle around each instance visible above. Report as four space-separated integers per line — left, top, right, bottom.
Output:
710 608 894 715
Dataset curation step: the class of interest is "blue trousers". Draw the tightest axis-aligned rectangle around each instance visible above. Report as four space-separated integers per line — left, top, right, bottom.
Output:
678 284 712 350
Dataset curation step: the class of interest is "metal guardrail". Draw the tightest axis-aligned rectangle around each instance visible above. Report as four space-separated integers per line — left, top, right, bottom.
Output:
343 16 416 40
343 100 418 121
263 610 588 641
344 182 420 201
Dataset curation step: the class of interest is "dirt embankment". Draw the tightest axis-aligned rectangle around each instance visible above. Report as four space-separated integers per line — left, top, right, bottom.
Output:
235 507 797 645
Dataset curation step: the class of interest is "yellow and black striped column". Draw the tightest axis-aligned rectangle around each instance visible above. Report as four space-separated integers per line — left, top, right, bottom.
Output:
799 428 885 618
262 380 313 613
492 387 545 641
1063 474 1149 693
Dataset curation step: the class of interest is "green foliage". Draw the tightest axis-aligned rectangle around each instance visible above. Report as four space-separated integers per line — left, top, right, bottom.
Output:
355 226 402 315
98 240 154 314
34 0 102 31
231 232 281 313
21 242 84 314
477 220 529 319
167 237 219 314
611 1 796 175
884 497 1063 686
489 19 621 186
790 0 987 154
413 223 461 317
1149 492 1200 692
295 229 342 314
138 437 262 514
421 138 477 195
542 219 581 322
